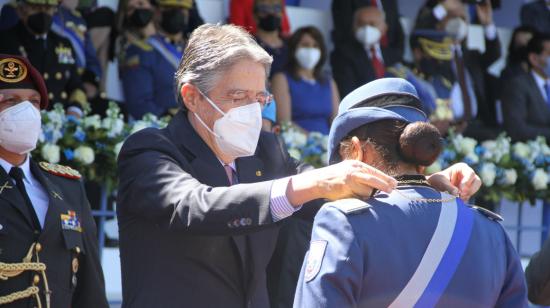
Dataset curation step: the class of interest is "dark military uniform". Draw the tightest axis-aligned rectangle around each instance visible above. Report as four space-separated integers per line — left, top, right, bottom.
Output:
0 22 87 110
0 55 107 308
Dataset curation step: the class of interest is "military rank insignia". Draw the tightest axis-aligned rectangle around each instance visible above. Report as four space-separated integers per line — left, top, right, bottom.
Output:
61 210 82 232
0 57 27 83
39 162 81 179
55 44 76 64
304 240 327 282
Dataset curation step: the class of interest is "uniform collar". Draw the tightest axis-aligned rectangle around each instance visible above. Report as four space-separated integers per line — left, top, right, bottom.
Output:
0 154 33 185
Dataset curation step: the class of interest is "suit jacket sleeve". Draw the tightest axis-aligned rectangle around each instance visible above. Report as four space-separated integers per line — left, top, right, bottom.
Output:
117 135 277 236
495 228 529 307
480 36 501 70
72 181 109 308
502 77 550 141
293 204 363 307
526 235 550 305
331 49 358 98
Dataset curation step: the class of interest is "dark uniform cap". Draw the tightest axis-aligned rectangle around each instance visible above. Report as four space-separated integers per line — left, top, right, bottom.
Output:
0 54 49 109
410 29 454 61
157 0 192 8
328 78 428 164
20 0 59 5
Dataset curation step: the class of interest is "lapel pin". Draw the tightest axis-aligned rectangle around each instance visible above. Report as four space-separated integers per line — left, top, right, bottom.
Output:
0 181 13 194
255 170 262 177
52 191 63 200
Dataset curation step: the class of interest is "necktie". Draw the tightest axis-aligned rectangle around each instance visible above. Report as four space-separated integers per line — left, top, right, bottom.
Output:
454 49 472 121
370 47 385 79
224 164 238 185
10 167 41 233
545 82 550 109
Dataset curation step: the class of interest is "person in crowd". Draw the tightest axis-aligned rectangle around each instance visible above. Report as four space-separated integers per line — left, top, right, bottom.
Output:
118 0 192 119
116 23 482 308
331 0 404 64
521 0 550 36
52 0 102 103
0 1 21 30
331 5 392 97
501 33 550 141
261 96 279 132
526 234 550 305
0 0 88 116
0 54 108 308
414 0 501 139
272 26 339 134
293 78 528 308
230 0 291 37
500 25 536 82
253 0 288 77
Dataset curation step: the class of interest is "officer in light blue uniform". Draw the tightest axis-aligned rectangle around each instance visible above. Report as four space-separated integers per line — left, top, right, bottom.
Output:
120 0 193 119
293 78 527 308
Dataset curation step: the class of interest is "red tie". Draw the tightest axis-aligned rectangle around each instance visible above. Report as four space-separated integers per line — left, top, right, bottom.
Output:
370 47 385 79
370 0 388 47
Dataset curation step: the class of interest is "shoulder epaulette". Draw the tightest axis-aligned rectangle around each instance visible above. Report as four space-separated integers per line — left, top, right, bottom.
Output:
39 162 81 180
387 65 407 79
328 198 372 215
468 205 503 222
130 39 153 52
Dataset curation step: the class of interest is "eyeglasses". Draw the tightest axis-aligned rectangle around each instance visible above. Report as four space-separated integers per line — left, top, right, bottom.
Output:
219 89 273 110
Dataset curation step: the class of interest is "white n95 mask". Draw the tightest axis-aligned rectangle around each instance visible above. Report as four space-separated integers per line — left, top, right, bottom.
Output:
194 91 262 160
445 17 468 42
0 101 42 154
295 47 321 70
355 25 382 48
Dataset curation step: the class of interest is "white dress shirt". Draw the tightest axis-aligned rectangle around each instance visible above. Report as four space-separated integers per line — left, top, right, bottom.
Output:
0 156 49 227
532 71 549 102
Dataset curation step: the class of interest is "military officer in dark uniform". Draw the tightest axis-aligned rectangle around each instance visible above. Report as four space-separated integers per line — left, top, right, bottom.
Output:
0 0 87 116
293 78 527 307
0 54 108 308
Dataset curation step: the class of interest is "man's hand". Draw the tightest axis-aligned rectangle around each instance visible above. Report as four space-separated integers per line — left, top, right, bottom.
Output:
441 0 464 17
427 162 481 201
476 0 493 26
286 160 397 206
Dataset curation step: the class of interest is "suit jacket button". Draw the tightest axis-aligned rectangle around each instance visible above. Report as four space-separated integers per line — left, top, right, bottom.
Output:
233 219 240 227
0 224 3 231
35 243 42 252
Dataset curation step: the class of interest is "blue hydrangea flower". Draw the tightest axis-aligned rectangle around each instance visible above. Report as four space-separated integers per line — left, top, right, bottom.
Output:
64 149 74 161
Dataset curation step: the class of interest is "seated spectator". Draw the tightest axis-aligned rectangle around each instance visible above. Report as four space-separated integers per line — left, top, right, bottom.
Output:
118 0 191 119
0 0 88 115
253 0 288 77
0 1 19 30
331 5 391 97
229 0 291 37
502 33 550 141
521 0 550 35
331 0 404 63
500 25 536 82
261 96 279 133
272 26 340 134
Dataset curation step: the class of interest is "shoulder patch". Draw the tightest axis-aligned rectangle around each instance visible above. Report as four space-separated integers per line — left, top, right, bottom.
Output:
130 39 153 52
39 162 81 180
123 55 140 68
328 198 372 215
468 205 502 222
304 240 327 282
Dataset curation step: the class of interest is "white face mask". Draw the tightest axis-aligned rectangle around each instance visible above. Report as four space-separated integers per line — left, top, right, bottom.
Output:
355 25 381 48
0 101 42 154
194 91 262 160
295 47 321 70
445 17 468 42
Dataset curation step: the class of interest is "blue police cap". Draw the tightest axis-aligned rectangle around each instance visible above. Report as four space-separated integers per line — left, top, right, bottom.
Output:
328 78 428 164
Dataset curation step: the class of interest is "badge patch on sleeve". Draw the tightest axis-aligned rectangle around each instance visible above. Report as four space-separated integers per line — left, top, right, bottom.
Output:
305 240 328 282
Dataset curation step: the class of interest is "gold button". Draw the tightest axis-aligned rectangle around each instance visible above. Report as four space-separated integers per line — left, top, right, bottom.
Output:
35 243 42 252
43 72 49 80
60 91 67 99
48 93 54 100
55 72 62 80
33 275 40 284
74 246 80 254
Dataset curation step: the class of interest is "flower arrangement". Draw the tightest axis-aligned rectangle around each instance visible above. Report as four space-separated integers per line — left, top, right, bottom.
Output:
33 102 170 192
281 123 329 168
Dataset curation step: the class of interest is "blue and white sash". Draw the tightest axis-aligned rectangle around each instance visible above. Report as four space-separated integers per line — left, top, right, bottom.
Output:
51 17 86 68
389 196 474 308
147 36 183 69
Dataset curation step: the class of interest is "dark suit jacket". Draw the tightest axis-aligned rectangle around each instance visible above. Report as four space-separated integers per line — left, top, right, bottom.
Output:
0 160 107 308
526 234 550 305
331 40 394 97
117 111 307 308
502 72 550 141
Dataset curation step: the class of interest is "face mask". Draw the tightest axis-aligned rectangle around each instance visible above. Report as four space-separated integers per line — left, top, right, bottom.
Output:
128 8 153 28
194 91 262 160
355 25 381 48
445 17 468 42
27 12 52 34
295 47 321 70
0 101 41 154
161 9 187 35
258 14 281 32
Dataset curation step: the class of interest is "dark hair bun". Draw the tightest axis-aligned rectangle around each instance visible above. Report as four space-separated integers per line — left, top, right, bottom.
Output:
398 122 442 166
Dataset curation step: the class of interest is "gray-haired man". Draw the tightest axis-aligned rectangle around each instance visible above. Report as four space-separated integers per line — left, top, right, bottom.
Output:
117 24 481 308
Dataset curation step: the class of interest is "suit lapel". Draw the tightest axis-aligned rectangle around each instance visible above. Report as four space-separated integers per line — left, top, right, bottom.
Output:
0 166 35 228
527 73 549 111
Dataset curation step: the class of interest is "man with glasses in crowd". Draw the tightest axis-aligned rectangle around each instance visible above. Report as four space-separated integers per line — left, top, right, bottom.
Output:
116 23 482 308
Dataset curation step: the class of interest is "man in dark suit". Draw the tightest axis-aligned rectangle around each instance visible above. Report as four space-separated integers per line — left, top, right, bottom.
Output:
331 5 396 97
0 54 108 308
117 24 483 308
502 33 550 141
521 0 550 36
